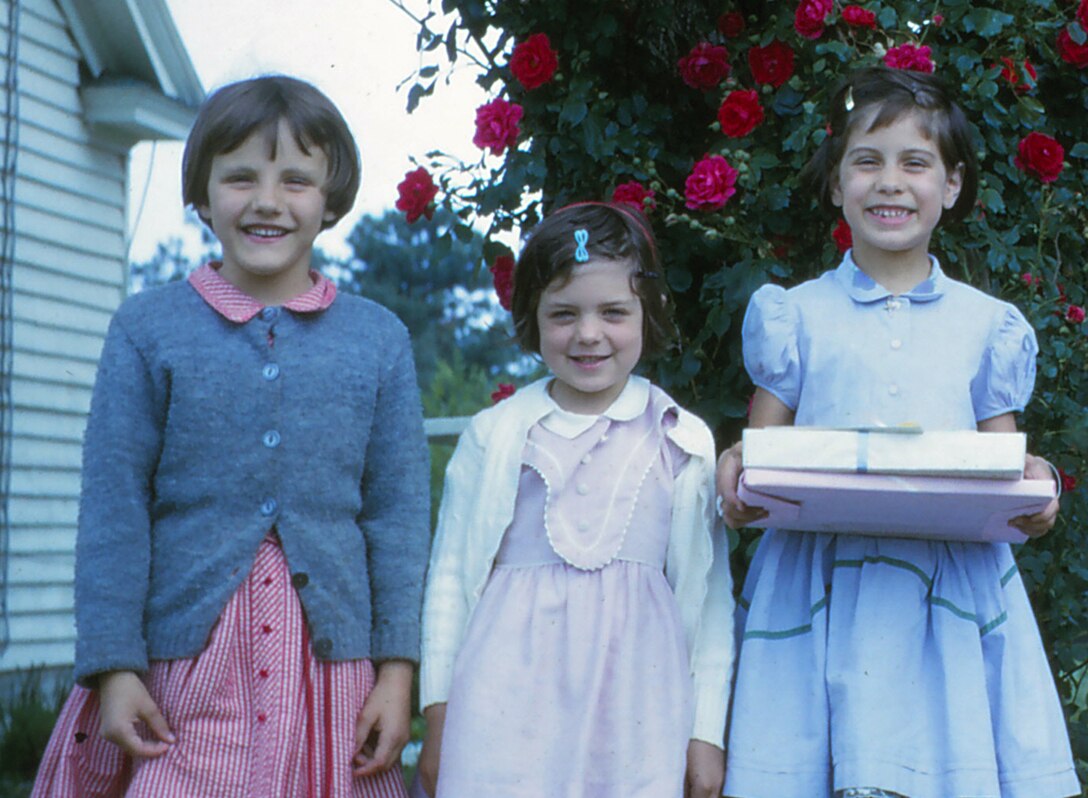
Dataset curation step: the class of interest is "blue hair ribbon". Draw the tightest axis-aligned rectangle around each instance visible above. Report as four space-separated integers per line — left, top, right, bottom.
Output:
573 229 590 262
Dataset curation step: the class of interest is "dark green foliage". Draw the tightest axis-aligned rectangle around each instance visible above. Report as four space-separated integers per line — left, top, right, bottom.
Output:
0 670 68 795
397 0 1088 784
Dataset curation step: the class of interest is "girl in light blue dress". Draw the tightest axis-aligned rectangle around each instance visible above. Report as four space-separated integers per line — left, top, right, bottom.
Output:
717 67 1079 798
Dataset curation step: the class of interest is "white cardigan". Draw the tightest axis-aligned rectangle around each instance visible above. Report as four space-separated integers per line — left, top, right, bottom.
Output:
420 376 735 746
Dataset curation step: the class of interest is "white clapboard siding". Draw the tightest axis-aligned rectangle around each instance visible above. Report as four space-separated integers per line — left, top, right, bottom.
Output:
1 0 127 675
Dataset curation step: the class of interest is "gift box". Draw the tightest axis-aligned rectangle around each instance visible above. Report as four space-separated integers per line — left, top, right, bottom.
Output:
737 468 1055 543
742 428 1026 479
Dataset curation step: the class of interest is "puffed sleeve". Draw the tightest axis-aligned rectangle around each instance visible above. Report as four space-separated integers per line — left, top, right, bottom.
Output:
742 284 802 410
970 304 1038 422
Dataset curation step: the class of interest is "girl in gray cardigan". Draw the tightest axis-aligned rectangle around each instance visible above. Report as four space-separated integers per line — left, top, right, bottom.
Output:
33 76 429 798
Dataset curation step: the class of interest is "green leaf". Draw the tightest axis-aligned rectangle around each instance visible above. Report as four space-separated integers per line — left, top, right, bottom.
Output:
962 8 1015 37
559 100 588 127
1070 142 1088 158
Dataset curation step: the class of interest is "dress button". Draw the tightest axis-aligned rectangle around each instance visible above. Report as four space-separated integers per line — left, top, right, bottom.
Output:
313 638 333 657
888 384 900 396
581 454 592 465
261 624 273 634
262 363 280 380
260 306 279 321
577 520 590 532
260 498 278 516
257 713 267 723
263 430 281 448
262 577 273 586
291 572 309 589
890 339 902 350
258 669 269 679
576 483 589 495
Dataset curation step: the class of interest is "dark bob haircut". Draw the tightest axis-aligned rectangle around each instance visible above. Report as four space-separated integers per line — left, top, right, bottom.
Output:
800 66 979 225
182 75 360 230
511 202 675 358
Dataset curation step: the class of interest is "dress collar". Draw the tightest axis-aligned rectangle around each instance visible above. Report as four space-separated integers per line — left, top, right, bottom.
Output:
833 249 945 304
188 262 338 323
540 375 652 438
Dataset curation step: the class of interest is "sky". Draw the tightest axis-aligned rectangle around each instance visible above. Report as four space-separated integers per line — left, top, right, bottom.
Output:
126 0 487 263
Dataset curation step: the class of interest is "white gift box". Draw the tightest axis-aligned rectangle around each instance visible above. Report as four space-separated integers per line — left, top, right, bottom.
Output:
736 468 1055 543
742 428 1027 480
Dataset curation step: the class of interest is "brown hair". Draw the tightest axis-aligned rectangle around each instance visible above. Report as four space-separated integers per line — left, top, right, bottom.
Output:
182 75 360 229
510 202 674 357
800 66 979 224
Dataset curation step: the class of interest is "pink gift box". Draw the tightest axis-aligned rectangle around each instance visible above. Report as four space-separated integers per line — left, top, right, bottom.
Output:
737 468 1056 543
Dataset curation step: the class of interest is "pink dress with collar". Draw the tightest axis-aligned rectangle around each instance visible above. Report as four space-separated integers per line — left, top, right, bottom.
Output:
435 385 695 798
31 265 409 798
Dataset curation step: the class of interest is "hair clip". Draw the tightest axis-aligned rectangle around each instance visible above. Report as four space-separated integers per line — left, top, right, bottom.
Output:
844 86 855 112
636 270 660 280
573 229 590 262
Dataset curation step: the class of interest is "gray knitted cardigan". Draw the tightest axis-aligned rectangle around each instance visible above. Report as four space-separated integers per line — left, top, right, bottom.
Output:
73 279 430 685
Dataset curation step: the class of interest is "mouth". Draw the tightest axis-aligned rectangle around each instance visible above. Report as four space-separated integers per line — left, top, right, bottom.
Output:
570 354 609 367
866 206 915 221
242 225 291 240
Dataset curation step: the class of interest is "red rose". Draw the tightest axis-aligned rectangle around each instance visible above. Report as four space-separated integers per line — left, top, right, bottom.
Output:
1021 272 1035 287
883 42 935 73
1057 28 1088 68
748 40 796 87
612 181 657 212
395 166 438 224
509 33 558 90
1015 132 1065 182
999 57 1037 92
490 254 515 311
1059 468 1077 493
491 383 516 404
1065 304 1086 324
794 0 833 40
932 13 944 26
1079 0 1088 31
678 42 731 90
684 155 738 211
842 5 877 29
717 90 764 138
832 219 853 253
473 98 523 155
717 11 746 38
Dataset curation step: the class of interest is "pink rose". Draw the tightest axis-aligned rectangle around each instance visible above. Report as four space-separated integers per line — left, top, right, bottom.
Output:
1065 304 1086 324
832 219 853 253
677 42 731 90
473 98 523 155
612 181 657 212
491 383 516 404
509 33 558 91
395 166 438 224
748 40 796 87
717 90 764 138
1021 272 1035 287
842 5 878 29
1015 132 1065 183
717 11 746 38
684 155 738 211
794 0 833 40
883 42 935 73
932 14 944 26
1057 28 1088 68
490 254 515 310
1059 468 1077 493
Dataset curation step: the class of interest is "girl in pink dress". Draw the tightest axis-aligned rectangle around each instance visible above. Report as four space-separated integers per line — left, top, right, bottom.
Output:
31 76 430 798
415 203 735 798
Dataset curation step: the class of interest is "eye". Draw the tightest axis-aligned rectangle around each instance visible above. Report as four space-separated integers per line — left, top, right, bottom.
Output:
547 308 575 321
223 172 254 185
602 306 631 319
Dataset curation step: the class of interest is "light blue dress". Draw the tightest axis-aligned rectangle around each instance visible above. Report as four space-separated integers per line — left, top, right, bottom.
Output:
722 254 1080 798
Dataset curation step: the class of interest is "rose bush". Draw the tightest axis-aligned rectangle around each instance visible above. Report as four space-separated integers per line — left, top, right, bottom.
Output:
678 41 731 90
397 0 1088 777
612 180 657 212
717 89 764 138
489 254 514 310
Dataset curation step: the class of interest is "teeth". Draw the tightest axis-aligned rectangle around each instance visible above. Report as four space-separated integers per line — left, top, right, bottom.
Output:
246 227 285 238
871 208 910 218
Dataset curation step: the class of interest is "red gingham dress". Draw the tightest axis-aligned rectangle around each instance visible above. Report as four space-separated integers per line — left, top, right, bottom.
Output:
31 265 410 798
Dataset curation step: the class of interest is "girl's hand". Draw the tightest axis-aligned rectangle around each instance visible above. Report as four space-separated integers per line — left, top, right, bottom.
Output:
1010 453 1060 538
353 660 413 777
97 670 175 758
685 739 725 798
716 441 767 529
416 702 447 797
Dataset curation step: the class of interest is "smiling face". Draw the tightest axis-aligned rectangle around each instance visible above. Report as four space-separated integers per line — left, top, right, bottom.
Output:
831 109 963 286
537 257 644 415
199 119 335 304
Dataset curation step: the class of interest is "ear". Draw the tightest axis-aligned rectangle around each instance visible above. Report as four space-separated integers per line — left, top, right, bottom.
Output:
830 173 844 208
323 209 337 224
196 204 213 227
943 162 965 209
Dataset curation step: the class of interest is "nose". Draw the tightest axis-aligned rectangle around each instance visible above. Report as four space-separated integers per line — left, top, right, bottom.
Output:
575 315 602 343
876 165 904 194
252 180 282 214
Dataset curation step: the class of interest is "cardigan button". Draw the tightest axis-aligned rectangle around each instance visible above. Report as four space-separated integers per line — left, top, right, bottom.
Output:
260 498 278 516
313 638 333 657
291 572 309 589
260 306 279 321
263 430 281 448
263 363 280 380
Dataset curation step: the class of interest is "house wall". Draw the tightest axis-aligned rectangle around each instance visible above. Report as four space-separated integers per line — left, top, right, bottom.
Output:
2 0 128 677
